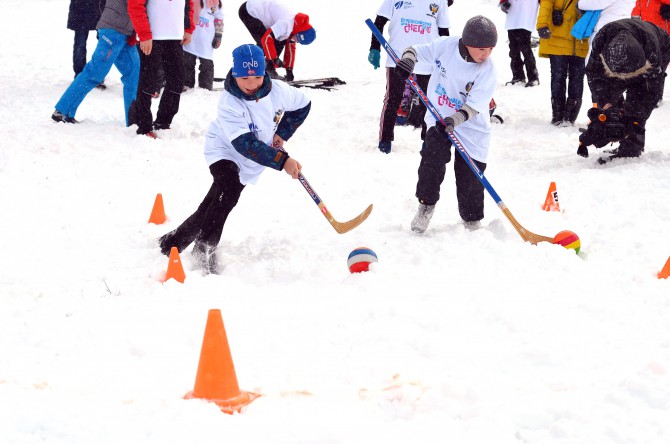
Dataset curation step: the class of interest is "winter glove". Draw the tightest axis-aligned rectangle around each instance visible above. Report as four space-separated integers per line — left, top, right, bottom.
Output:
395 57 415 81
661 4 670 20
368 49 381 69
285 68 294 82
500 1 511 13
448 0 454 6
435 118 455 138
538 27 551 39
212 33 222 49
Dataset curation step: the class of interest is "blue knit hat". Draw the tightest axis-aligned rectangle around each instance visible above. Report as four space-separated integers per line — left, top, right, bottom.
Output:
293 13 316 45
231 44 266 78
296 27 316 45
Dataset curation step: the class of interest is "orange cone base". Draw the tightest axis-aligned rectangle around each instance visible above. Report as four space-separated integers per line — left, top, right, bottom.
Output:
185 390 260 414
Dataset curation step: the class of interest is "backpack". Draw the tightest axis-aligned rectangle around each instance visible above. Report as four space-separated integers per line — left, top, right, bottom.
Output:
571 10 602 40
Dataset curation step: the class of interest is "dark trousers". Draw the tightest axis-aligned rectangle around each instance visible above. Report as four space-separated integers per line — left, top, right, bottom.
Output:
239 2 286 58
508 29 537 81
73 29 92 76
380 68 430 142
549 55 585 99
136 40 185 134
183 52 215 90
161 160 245 254
416 127 487 222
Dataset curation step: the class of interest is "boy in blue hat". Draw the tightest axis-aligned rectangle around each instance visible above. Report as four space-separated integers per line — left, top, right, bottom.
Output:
158 44 312 274
238 0 316 81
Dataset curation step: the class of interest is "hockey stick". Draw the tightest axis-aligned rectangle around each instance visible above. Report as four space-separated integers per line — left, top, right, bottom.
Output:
366 19 553 245
298 173 373 234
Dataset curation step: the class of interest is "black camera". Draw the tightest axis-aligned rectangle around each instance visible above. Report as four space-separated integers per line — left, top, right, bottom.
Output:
552 10 564 26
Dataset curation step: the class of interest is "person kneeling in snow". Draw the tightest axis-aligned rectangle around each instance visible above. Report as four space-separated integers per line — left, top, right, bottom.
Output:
579 18 670 164
158 44 311 274
394 15 498 234
238 0 316 81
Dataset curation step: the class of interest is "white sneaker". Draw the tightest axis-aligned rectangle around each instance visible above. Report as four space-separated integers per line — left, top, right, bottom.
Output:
464 220 481 231
411 203 435 233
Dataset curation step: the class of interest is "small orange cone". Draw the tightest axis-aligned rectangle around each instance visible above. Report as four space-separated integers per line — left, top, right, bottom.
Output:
185 309 259 414
658 257 670 279
148 193 167 224
542 182 560 212
163 247 186 283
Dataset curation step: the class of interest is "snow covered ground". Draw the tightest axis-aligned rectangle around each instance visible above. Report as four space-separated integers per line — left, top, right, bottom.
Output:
1 0 670 443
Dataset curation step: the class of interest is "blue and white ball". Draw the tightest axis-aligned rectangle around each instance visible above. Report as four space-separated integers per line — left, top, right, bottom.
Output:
347 247 378 273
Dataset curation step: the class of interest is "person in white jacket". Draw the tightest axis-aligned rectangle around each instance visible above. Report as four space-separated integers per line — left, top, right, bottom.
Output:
158 44 311 274
499 0 541 86
578 0 636 60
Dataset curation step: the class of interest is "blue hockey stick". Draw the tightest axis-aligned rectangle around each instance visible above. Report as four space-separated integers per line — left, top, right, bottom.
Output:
366 18 553 244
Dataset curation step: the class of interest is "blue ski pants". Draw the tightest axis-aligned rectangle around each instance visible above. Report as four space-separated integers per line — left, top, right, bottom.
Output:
55 28 139 126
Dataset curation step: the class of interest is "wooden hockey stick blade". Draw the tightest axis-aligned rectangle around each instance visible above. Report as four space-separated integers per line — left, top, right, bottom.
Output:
500 205 554 245
319 203 373 234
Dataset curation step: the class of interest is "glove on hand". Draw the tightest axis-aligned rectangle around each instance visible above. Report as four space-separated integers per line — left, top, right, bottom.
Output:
395 57 415 81
500 1 511 13
368 49 381 69
272 58 284 69
435 118 455 137
212 33 222 49
538 27 551 39
661 4 670 20
448 0 454 6
285 68 294 82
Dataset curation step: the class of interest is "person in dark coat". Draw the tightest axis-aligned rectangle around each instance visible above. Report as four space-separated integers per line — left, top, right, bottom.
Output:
578 18 670 164
68 0 106 85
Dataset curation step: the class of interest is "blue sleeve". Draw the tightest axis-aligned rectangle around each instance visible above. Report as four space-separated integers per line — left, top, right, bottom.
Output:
276 101 311 141
231 133 290 171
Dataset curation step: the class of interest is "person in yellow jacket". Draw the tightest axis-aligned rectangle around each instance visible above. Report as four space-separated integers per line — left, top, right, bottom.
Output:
536 0 590 125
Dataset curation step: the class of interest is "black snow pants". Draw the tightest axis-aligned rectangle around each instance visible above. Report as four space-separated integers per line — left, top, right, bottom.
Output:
160 160 245 255
136 40 185 134
415 126 487 222
379 68 430 142
507 29 538 82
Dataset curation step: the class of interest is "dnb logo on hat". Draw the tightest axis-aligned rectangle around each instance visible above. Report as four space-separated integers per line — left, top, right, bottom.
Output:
232 44 266 78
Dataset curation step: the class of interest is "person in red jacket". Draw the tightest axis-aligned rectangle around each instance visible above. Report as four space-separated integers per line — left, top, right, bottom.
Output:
128 0 195 138
632 0 670 34
238 0 316 81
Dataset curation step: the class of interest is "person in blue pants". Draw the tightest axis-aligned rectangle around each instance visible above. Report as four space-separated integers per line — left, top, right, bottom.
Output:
52 0 139 126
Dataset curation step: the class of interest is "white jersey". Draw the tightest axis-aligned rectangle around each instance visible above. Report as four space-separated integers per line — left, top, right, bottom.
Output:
246 0 295 41
204 80 310 185
376 0 451 73
147 0 187 40
184 5 224 60
413 37 497 163
578 0 635 40
502 0 540 32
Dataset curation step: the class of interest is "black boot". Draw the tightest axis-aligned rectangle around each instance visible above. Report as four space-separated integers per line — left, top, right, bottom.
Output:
551 97 566 126
564 98 582 125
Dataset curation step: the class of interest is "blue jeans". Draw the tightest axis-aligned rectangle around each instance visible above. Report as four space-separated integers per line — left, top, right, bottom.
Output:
56 29 140 125
73 29 91 76
549 55 585 100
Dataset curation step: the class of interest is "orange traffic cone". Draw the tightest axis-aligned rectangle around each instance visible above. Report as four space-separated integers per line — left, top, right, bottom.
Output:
185 309 259 414
148 193 167 224
658 257 670 279
542 182 560 212
163 247 186 283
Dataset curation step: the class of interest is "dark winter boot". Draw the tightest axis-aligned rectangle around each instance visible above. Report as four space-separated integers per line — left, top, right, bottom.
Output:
564 98 582 125
525 68 540 87
551 97 566 126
